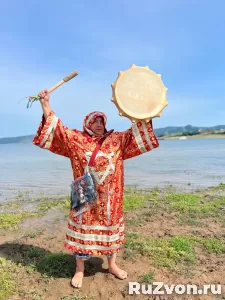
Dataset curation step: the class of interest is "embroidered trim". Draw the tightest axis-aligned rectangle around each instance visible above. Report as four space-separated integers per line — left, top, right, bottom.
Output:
107 183 111 225
85 151 115 184
40 115 58 148
66 226 124 242
68 218 123 230
142 122 153 149
132 123 146 153
65 239 122 250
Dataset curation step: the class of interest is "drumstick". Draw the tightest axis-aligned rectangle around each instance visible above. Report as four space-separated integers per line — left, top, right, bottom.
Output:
48 70 78 93
26 70 78 108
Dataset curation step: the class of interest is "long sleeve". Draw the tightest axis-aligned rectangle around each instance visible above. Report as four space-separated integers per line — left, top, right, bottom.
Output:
120 120 159 160
33 110 78 158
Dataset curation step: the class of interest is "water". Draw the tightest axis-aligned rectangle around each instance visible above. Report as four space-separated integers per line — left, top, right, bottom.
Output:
1 139 225 202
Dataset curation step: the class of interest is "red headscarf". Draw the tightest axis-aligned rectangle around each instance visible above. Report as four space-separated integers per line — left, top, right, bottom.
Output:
83 111 108 136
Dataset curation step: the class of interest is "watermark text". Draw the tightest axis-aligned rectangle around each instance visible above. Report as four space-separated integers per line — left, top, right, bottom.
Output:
129 282 222 295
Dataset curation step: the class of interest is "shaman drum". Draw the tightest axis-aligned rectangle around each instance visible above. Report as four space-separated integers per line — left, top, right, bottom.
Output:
111 64 168 122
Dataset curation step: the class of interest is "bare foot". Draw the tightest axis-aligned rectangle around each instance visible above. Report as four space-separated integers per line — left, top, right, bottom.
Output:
108 264 127 280
71 271 84 288
71 258 84 288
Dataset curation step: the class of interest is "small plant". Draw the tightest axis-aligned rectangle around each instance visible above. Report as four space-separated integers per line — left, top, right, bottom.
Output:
44 235 56 241
139 271 155 283
25 229 44 238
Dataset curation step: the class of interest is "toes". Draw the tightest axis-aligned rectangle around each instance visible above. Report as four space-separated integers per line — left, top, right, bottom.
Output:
121 271 127 279
71 278 83 288
71 279 77 287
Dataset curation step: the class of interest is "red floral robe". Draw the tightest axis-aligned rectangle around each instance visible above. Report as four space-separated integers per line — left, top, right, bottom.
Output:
33 110 159 255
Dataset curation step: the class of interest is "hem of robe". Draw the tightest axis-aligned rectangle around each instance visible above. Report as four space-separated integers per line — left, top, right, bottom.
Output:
64 239 126 256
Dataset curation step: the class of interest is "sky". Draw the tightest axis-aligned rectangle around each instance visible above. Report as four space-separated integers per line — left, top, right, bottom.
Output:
0 0 225 138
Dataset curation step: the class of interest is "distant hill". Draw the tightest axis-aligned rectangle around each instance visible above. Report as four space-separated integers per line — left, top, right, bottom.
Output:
1 125 225 144
154 125 225 137
0 135 34 144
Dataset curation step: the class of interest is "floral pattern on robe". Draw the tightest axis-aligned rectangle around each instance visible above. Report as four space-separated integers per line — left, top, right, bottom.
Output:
33 110 159 255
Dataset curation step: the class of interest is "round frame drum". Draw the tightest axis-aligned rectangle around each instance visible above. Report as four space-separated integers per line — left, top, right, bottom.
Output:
111 64 168 122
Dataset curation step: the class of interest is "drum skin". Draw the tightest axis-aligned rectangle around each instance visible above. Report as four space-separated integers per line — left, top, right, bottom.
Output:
111 64 168 122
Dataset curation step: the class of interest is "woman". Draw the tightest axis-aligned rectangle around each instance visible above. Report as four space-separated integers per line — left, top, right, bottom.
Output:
33 90 159 288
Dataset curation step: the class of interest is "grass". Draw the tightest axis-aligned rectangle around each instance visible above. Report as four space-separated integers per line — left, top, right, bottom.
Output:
0 194 71 231
0 212 36 229
19 289 45 300
37 196 70 212
123 233 225 268
0 258 17 300
177 216 205 227
126 218 145 226
123 187 225 230
123 189 147 211
60 293 95 300
0 184 224 299
132 186 225 222
191 237 225 254
209 182 225 191
0 200 22 209
0 242 93 299
39 253 74 277
25 229 44 238
168 193 200 211
123 187 159 212
3 185 224 231
37 201 62 212
167 192 225 217
44 235 57 241
1 243 75 278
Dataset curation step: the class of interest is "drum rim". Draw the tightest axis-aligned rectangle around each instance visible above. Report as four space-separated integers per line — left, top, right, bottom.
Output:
111 64 168 121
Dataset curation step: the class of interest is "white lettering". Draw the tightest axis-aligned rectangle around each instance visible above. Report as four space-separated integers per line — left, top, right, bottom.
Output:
175 284 186 294
153 282 164 295
141 284 152 294
203 285 211 295
128 282 140 294
211 284 222 295
186 284 198 295
164 284 175 294
128 282 222 295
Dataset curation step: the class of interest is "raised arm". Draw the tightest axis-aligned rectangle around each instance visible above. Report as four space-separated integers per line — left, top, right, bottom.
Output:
33 90 80 157
120 120 159 160
38 89 52 119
